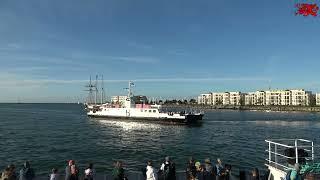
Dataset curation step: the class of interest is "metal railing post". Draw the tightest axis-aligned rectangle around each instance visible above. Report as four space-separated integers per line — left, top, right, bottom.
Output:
295 139 299 164
275 144 278 166
312 141 314 161
269 142 271 163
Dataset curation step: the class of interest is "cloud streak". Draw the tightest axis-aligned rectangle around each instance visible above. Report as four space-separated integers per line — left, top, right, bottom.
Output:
0 76 271 88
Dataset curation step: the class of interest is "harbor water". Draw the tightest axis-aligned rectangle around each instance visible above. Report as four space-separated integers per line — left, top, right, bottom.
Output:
0 103 319 175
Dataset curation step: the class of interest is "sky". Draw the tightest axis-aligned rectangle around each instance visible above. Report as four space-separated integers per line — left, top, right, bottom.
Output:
0 0 320 102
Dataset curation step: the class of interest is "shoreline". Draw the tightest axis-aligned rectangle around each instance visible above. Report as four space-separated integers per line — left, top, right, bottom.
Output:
162 104 320 112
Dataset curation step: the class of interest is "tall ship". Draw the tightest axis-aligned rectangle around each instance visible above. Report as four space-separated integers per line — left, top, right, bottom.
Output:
85 81 204 124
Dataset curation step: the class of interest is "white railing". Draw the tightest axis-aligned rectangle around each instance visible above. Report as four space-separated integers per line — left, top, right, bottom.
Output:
265 139 316 171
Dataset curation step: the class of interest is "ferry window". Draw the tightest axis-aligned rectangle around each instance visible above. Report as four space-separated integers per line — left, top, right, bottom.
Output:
145 110 147 112
149 110 151 112
153 110 156 113
141 110 143 112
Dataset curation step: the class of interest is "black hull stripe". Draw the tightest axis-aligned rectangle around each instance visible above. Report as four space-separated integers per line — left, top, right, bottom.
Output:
87 114 203 124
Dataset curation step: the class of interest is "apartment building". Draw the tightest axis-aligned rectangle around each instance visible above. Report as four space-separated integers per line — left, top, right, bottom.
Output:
255 91 266 105
197 93 212 105
291 89 312 106
280 90 292 106
229 92 242 105
244 92 255 105
198 89 313 106
211 93 223 105
316 93 320 106
212 92 231 105
265 90 282 106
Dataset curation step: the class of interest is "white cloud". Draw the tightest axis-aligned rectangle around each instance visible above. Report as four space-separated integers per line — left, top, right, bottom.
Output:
105 56 159 63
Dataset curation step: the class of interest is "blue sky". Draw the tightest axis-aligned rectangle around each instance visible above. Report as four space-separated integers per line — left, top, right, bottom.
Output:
0 0 320 102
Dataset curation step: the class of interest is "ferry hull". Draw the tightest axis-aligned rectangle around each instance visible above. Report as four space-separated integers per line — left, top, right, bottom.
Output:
87 114 203 124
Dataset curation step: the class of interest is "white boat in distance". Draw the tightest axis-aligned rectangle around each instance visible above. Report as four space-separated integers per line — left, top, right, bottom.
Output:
86 81 204 124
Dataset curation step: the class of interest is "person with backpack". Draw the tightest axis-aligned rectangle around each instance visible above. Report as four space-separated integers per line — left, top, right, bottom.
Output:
19 161 35 180
159 156 176 180
285 163 301 180
84 163 95 180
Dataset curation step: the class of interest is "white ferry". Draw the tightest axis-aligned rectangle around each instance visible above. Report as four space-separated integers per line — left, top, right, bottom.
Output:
265 138 320 180
86 81 204 124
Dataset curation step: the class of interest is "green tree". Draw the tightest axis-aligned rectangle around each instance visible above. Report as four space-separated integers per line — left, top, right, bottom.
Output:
189 99 197 104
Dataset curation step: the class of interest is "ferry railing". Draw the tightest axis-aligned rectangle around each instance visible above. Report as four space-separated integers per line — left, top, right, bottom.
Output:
265 139 317 171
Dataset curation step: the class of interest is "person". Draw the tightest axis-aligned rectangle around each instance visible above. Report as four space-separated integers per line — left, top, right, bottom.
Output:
112 161 125 180
250 168 259 180
286 163 301 180
65 160 78 180
1 164 17 180
196 164 207 180
19 161 35 180
204 158 215 180
50 168 59 180
1 167 11 180
195 162 201 173
186 157 197 180
146 161 157 180
84 163 95 180
159 156 176 180
215 159 224 180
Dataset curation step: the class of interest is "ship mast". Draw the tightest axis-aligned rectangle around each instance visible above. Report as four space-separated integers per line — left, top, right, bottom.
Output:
128 81 135 97
95 75 98 104
85 76 96 104
101 75 105 104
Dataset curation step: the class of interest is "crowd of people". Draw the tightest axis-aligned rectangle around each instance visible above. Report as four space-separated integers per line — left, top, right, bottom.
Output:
0 157 288 180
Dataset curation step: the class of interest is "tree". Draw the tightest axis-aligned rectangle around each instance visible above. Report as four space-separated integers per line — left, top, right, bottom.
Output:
189 99 197 104
239 98 245 106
